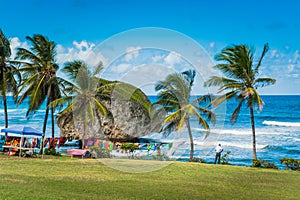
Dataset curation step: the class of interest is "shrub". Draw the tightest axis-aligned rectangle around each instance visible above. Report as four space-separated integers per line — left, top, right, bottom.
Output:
44 148 61 156
252 159 278 169
221 151 231 165
120 143 139 153
192 157 206 163
280 158 300 171
120 143 139 159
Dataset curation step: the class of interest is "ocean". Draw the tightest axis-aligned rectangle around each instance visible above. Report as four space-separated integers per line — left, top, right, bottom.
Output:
1 95 299 169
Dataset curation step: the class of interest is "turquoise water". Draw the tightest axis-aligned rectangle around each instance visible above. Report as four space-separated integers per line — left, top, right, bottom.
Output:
147 95 300 168
1 95 299 168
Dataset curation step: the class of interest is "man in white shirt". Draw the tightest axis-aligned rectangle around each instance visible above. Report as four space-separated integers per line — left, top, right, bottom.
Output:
214 144 223 164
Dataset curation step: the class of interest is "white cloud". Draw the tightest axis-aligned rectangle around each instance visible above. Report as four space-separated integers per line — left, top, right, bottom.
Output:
56 44 65 54
209 42 215 48
151 55 164 62
56 40 108 67
124 46 141 62
164 51 182 66
73 40 95 51
292 50 299 63
9 38 107 68
111 63 132 73
287 64 295 73
9 37 29 59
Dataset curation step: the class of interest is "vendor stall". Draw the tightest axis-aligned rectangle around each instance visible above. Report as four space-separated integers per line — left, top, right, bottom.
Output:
1 126 44 157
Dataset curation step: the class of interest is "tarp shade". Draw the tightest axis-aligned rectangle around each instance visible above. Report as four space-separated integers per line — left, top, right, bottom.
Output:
1 126 44 137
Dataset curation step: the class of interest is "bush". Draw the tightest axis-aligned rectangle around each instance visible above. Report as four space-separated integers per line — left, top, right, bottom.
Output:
120 143 139 153
221 151 231 165
280 158 300 171
89 146 110 158
252 159 278 169
191 157 206 163
44 148 61 156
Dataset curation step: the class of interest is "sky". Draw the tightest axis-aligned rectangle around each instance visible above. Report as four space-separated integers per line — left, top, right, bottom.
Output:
1 0 300 94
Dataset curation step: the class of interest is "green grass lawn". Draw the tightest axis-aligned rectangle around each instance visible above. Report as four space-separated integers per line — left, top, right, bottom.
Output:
0 154 299 200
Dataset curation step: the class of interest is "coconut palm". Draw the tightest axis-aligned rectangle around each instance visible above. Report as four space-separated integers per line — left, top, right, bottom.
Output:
0 29 20 133
204 43 276 160
154 70 215 161
52 60 154 148
14 34 62 140
50 61 108 148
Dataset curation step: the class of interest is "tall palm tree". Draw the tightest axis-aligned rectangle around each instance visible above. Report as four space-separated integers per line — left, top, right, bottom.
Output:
14 34 62 141
52 60 154 148
154 70 215 161
50 61 108 149
204 43 276 160
0 29 20 133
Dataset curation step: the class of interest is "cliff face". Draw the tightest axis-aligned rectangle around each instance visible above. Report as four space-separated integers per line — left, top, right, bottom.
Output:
57 89 161 142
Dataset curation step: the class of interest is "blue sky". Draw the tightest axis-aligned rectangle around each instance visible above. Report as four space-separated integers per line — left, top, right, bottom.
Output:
1 0 300 94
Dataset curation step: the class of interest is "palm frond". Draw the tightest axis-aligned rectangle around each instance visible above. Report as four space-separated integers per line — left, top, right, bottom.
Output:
231 99 244 123
209 90 238 108
195 106 216 125
254 78 276 88
48 96 72 108
254 43 269 75
252 89 264 111
176 112 187 130
204 76 238 88
0 29 11 57
92 97 107 117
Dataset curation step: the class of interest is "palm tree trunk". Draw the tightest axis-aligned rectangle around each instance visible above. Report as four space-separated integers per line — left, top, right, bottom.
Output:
1 69 8 136
82 121 86 149
186 118 194 162
40 87 51 154
2 75 8 128
249 99 257 160
51 106 55 139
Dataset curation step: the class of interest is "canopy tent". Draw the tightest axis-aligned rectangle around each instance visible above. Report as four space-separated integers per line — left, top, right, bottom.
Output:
1 126 44 136
1 126 44 157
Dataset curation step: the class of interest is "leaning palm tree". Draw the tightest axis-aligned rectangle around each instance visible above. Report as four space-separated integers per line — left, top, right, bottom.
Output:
154 70 215 161
14 34 62 141
204 43 276 160
0 29 20 133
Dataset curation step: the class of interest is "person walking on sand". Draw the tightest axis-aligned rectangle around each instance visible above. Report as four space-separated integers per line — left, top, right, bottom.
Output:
214 144 223 164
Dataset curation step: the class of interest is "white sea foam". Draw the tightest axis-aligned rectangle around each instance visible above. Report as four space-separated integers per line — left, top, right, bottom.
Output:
220 142 266 149
263 120 300 127
293 138 300 142
194 127 293 136
0 108 27 114
194 128 251 135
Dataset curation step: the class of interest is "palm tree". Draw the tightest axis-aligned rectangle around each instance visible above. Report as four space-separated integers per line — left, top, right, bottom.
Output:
204 43 276 160
14 34 62 141
52 60 154 148
50 61 108 149
154 70 215 161
0 29 20 133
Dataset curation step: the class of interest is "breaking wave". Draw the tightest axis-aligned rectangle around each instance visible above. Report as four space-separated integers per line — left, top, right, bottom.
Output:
263 120 300 127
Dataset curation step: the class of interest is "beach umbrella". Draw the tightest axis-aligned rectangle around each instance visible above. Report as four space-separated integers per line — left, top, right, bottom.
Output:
1 126 44 157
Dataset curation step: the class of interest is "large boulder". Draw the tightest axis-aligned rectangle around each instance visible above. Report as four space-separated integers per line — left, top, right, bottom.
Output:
57 87 161 142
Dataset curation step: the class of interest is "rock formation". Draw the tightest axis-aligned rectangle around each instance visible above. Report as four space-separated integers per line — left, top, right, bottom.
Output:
57 87 162 142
